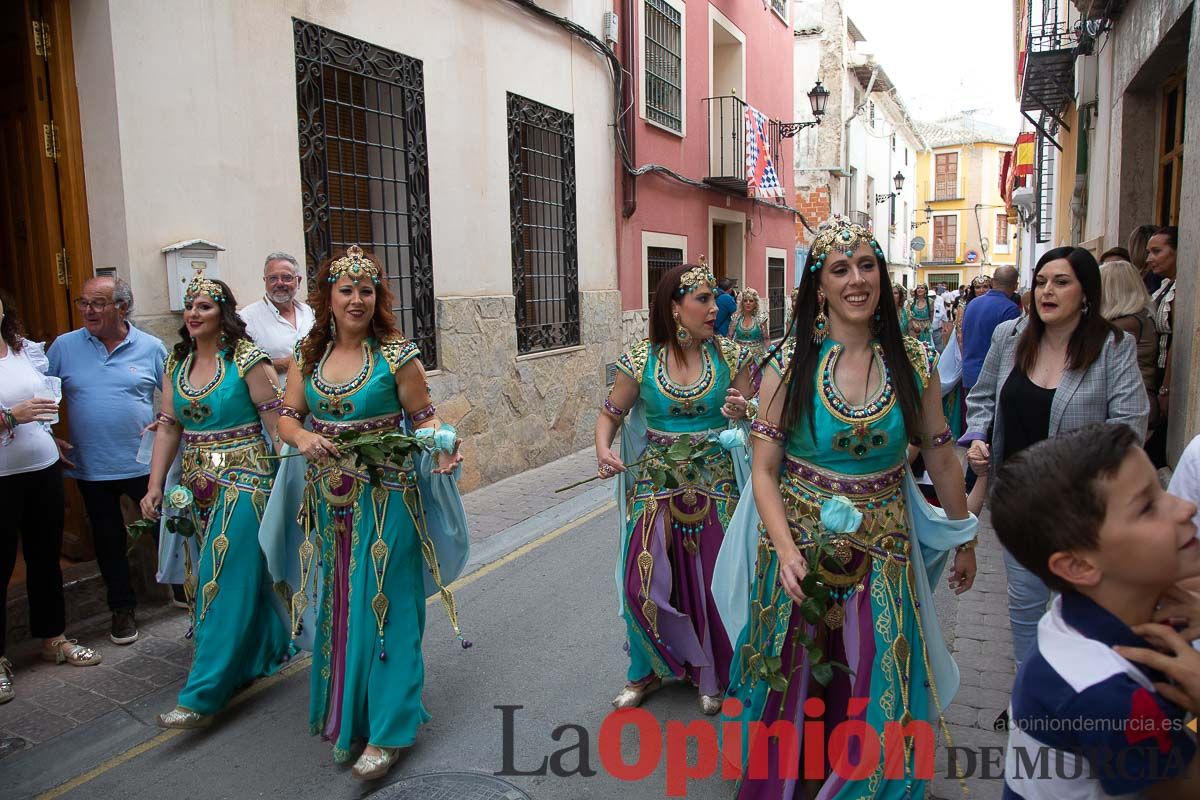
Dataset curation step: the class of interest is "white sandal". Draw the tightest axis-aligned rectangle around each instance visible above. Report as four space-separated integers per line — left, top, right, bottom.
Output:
41 638 102 666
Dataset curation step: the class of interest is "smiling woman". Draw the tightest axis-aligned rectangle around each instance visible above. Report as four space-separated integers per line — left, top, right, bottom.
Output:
711 216 977 799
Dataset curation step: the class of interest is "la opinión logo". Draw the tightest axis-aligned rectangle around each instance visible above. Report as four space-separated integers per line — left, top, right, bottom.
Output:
496 697 936 796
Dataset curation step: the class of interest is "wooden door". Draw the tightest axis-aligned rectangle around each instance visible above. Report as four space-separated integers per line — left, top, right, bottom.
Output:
712 224 727 282
0 0 94 557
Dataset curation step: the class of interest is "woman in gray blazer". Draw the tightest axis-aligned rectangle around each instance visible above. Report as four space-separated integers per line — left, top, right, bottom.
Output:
962 246 1149 672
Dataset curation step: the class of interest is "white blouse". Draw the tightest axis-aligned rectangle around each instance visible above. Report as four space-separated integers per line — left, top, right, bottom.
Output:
0 340 59 477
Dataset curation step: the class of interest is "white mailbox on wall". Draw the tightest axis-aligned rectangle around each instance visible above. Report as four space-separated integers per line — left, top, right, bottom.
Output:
162 239 225 311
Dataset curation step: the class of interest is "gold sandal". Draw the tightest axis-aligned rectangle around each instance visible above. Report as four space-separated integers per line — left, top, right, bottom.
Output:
41 638 102 667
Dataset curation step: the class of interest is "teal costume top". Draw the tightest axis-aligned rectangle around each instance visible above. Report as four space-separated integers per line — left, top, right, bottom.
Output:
730 314 767 360
164 339 291 715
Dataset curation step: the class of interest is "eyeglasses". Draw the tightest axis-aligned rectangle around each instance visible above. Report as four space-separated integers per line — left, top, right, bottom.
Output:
74 299 115 312
266 275 298 284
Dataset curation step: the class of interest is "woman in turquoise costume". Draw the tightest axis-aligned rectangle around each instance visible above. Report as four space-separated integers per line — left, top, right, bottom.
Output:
596 263 756 715
267 246 468 781
712 218 978 799
903 284 936 348
729 288 770 358
139 275 291 729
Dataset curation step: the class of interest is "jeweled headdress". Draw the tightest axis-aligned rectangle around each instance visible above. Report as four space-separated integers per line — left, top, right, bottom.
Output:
808 215 885 273
327 245 381 285
676 262 716 297
184 271 226 304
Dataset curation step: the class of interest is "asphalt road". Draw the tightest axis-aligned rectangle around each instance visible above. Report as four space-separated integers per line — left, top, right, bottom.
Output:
15 504 738 800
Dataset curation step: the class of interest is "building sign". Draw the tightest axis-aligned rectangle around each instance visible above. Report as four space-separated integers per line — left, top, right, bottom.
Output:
966 250 979 263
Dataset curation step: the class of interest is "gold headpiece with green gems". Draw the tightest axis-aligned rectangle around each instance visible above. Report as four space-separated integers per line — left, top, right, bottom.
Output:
676 260 716 297
327 245 381 285
809 216 885 273
184 271 226 304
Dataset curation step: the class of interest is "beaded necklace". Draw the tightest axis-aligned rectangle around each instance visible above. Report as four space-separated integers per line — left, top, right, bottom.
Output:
177 351 224 423
655 341 715 418
312 340 372 419
820 341 895 457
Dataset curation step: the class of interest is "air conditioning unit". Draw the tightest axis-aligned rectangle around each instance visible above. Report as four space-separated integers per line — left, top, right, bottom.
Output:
602 11 619 44
1011 186 1036 226
1076 54 1098 108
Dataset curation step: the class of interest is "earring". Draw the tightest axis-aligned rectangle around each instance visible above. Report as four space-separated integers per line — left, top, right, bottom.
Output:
811 291 828 345
674 313 693 348
1082 300 1090 316
329 316 337 338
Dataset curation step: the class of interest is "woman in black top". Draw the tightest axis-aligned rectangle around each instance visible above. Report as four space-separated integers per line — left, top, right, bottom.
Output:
962 246 1149 674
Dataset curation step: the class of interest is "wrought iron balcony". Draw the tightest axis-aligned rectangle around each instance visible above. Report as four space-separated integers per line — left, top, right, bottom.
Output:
1020 0 1077 147
703 95 783 194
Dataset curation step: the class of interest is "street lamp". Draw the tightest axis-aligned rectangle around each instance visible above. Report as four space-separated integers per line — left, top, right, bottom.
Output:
777 80 830 138
874 171 905 204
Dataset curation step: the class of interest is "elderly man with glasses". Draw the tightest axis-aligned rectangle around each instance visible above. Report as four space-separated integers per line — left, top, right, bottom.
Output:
239 252 315 381
47 275 168 645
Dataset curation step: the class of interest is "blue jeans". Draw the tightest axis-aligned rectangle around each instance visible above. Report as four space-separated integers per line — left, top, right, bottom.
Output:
1002 548 1051 670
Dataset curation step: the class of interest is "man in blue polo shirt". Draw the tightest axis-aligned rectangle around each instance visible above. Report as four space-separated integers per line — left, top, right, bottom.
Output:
48 276 167 645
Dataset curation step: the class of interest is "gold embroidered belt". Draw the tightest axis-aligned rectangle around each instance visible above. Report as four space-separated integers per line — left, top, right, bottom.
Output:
182 422 263 446
311 412 403 436
772 457 910 566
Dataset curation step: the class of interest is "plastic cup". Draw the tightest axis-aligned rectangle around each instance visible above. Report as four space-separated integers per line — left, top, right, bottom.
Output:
35 376 61 424
136 429 155 465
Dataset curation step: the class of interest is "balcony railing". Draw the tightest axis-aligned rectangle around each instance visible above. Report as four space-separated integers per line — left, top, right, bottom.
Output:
1020 0 1076 139
703 95 783 194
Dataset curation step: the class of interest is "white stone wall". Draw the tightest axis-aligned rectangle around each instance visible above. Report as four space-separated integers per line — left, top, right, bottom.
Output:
72 0 617 325
72 0 620 489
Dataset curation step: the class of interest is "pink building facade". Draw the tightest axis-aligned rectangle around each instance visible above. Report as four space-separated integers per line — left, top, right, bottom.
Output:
615 0 797 345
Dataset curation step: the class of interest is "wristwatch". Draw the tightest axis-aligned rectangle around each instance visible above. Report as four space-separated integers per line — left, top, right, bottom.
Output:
1158 385 1171 396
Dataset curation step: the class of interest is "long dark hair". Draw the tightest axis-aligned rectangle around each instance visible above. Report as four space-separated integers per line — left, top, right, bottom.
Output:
298 248 401 375
777 248 922 439
0 290 26 353
649 263 709 365
1016 246 1118 374
171 278 250 360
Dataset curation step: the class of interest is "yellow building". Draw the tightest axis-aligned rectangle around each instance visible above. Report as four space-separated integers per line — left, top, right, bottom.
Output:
912 115 1018 291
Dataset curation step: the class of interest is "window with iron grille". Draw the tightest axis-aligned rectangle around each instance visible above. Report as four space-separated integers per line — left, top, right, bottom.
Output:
996 213 1010 249
932 216 957 262
647 246 683 310
293 19 438 366
768 256 786 339
771 0 789 22
644 0 683 133
935 152 958 200
508 93 579 355
927 273 960 291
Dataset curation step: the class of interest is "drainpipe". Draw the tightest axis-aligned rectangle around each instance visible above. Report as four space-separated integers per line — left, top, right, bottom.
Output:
621 0 637 218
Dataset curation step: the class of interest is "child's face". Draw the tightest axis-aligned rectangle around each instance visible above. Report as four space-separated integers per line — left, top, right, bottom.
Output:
1092 448 1200 587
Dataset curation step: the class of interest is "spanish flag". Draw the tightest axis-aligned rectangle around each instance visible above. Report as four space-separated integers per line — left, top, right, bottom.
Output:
1013 132 1035 178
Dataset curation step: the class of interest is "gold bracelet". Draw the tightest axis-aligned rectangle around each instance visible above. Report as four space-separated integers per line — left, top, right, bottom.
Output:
956 538 978 552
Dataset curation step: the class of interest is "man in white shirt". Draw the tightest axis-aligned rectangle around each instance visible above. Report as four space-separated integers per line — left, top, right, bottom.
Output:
931 283 949 350
239 252 315 380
